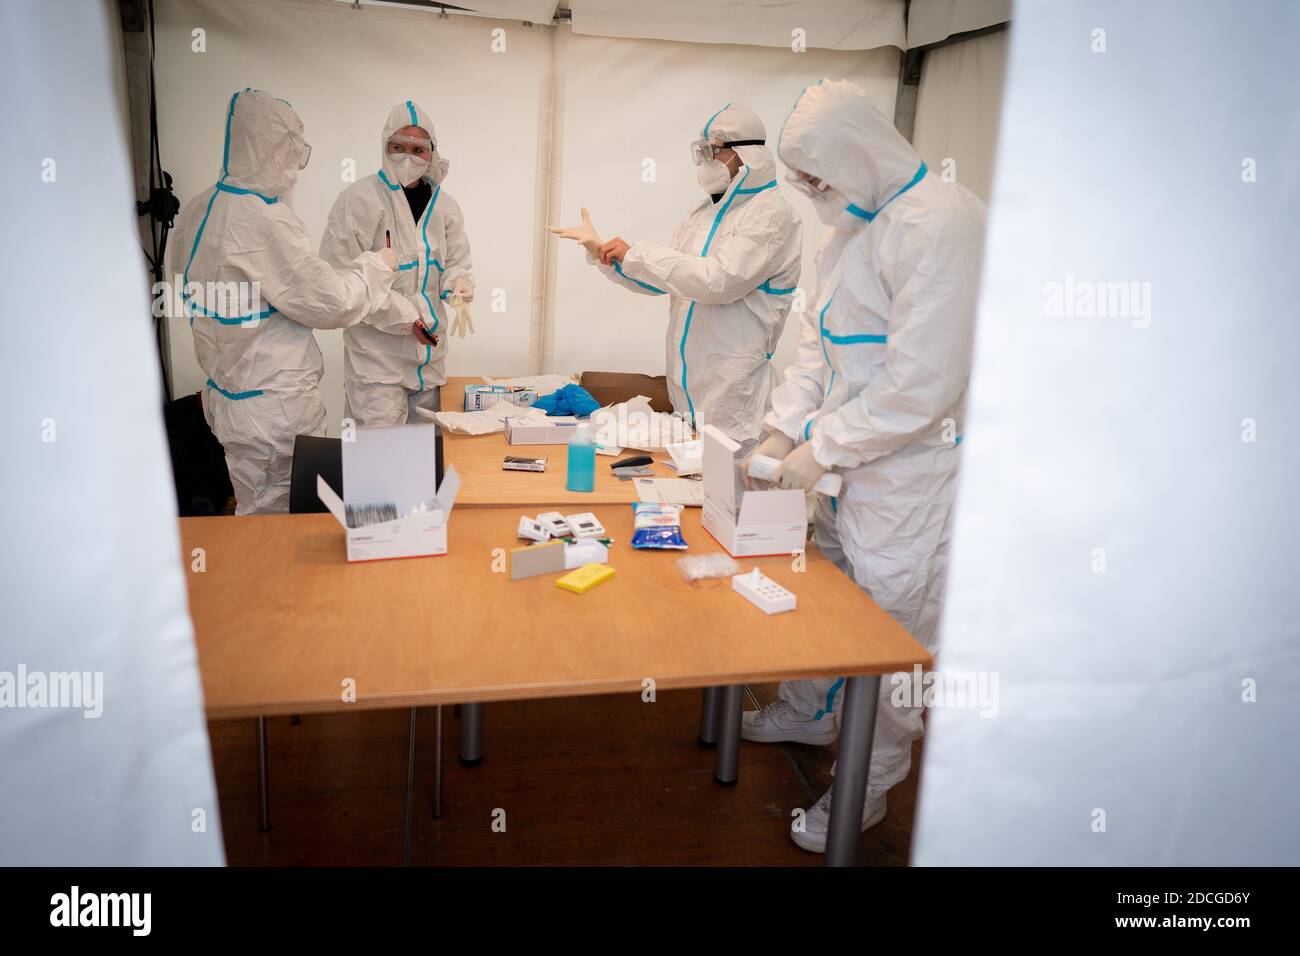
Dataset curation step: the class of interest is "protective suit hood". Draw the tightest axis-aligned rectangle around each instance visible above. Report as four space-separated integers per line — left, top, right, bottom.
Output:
699 102 777 191
778 80 923 216
220 89 306 200
380 100 449 187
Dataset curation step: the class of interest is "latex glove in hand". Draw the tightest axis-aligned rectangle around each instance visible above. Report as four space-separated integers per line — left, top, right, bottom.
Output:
772 442 827 491
451 276 474 303
448 295 474 338
548 207 603 257
741 432 795 489
378 247 399 271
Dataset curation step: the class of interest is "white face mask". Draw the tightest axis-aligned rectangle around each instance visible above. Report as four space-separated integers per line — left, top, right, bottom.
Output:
810 187 865 229
389 153 429 187
696 159 732 195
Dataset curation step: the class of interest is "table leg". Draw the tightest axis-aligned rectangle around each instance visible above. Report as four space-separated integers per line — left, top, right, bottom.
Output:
403 707 417 865
432 705 444 819
824 675 881 867
713 685 744 786
697 686 721 748
255 715 270 832
459 702 483 766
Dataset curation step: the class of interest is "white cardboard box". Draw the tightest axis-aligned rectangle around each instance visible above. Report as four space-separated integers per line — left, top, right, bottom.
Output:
316 423 460 562
505 415 580 445
699 425 807 557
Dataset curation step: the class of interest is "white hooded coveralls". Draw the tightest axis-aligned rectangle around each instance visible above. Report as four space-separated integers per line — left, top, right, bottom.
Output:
768 80 987 799
167 89 416 514
321 100 474 426
599 103 802 446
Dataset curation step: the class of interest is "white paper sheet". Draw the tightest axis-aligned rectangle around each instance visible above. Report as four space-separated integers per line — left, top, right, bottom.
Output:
430 403 550 435
634 478 704 506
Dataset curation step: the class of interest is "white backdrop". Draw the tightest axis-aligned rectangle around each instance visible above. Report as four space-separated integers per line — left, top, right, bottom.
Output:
912 28 1009 202
155 0 898 429
551 33 899 378
156 0 549 432
913 0 1300 864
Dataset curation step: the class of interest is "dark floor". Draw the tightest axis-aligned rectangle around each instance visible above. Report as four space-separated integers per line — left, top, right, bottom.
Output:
211 683 923 866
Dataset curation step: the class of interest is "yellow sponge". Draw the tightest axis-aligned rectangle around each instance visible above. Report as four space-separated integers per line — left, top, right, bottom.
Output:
556 562 616 594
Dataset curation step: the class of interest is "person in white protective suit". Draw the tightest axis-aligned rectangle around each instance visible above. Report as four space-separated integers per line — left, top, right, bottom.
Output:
550 103 801 450
320 100 475 426
167 89 421 515
740 80 987 852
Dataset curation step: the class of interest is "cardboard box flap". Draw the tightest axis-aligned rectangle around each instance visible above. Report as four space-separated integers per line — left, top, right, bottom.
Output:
738 487 807 526
435 464 461 517
344 424 438 514
317 474 348 529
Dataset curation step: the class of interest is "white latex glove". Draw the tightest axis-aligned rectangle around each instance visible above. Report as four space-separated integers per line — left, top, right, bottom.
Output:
773 442 828 491
452 276 474 303
448 294 474 338
378 247 399 271
741 432 796 488
548 207 603 257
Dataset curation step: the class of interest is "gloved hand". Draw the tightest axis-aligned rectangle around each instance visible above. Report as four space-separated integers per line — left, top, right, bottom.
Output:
451 276 474 303
548 207 603 257
378 247 399 271
772 442 828 491
741 432 795 488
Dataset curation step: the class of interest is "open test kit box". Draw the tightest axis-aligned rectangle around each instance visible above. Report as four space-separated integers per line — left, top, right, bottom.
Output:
463 383 537 412
317 423 460 562
700 425 807 557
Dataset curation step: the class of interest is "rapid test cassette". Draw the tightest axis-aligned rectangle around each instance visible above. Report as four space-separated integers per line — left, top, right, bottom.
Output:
732 568 796 615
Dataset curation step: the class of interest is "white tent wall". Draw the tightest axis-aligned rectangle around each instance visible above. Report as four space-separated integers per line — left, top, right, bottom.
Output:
153 0 900 418
912 0 1300 865
550 33 900 378
0 0 223 865
906 0 1012 49
155 0 550 432
911 28 1009 202
569 0 906 52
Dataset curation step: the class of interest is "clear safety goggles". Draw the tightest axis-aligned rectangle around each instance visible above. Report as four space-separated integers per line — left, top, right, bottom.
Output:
784 170 833 197
298 142 312 170
690 137 764 166
387 133 434 158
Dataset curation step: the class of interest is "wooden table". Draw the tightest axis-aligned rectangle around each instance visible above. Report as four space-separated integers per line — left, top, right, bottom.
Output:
182 505 931 865
437 376 681 508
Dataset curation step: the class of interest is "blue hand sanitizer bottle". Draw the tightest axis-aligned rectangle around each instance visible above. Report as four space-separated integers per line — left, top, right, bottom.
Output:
566 423 596 493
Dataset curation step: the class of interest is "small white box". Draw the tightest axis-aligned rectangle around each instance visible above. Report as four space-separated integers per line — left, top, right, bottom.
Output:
536 512 571 538
699 425 807 557
732 568 797 615
317 424 460 562
564 512 606 539
505 415 581 445
464 384 536 412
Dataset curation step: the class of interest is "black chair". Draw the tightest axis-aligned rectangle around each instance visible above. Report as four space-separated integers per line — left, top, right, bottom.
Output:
289 435 343 514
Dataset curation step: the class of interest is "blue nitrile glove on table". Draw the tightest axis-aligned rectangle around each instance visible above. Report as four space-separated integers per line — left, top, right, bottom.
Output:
533 383 601 417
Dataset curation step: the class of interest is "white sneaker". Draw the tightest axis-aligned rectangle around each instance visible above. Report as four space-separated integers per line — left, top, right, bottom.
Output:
741 699 838 746
790 785 887 854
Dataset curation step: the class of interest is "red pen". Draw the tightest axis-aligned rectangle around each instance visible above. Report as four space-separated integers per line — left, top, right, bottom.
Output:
385 229 391 248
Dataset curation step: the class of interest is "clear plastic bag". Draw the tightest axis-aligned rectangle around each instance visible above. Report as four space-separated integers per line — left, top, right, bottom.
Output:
676 552 740 582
